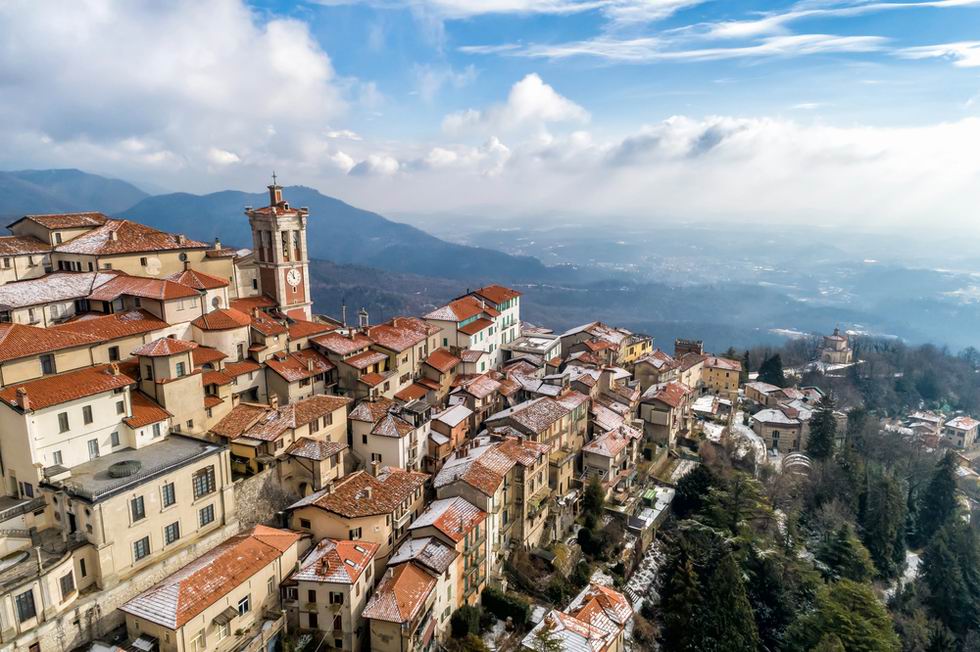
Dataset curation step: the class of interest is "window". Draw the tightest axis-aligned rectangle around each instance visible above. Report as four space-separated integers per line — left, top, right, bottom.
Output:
58 412 69 433
152 423 162 438
175 361 186 377
55 232 62 244
361 434 368 445
144 364 153 380
162 482 176 507
140 257 148 266
164 521 180 545
52 450 63 466
15 590 36 622
116 400 125 415
268 576 276 597
108 345 120 361
217 621 230 641
299 518 311 529
79 558 87 578
87 439 100 460
82 405 93 424
41 354 55 375
371 453 382 463
199 504 215 527
191 629 206 652
111 431 120 447
308 613 319 629
348 528 361 540
59 572 75 601
237 595 250 615
307 589 317 602
133 536 150 562
131 496 145 522
329 592 344 605
185 419 193 430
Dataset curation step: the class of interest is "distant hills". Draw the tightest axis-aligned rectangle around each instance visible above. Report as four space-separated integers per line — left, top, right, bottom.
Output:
121 186 554 283
0 169 149 218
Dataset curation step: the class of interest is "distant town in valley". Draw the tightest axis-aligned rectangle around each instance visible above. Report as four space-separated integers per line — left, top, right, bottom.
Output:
0 180 975 652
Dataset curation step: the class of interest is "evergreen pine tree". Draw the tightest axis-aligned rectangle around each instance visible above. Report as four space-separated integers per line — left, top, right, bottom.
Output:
816 524 875 582
807 395 838 460
788 579 900 652
859 471 907 579
661 547 701 651
673 463 715 519
758 353 787 387
741 350 751 384
915 452 959 545
697 550 760 652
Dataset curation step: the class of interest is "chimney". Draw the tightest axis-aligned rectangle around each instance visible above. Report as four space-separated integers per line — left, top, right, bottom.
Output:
16 388 29 410
183 260 191 271
109 362 120 376
307 358 314 372
214 237 222 251
327 482 336 494
176 234 185 245
253 308 260 318
110 230 118 242
371 460 381 477
358 308 369 328
364 486 373 500
270 394 279 410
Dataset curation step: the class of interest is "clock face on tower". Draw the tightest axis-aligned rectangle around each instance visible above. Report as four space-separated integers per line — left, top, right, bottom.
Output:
286 268 302 287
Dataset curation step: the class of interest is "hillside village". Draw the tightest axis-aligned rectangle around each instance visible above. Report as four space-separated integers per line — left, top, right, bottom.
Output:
0 182 975 652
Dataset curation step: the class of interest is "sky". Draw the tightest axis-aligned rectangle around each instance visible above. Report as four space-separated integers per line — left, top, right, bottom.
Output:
2 0 980 231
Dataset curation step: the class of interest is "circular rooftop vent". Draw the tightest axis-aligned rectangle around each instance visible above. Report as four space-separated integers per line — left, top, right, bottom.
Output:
107 460 142 479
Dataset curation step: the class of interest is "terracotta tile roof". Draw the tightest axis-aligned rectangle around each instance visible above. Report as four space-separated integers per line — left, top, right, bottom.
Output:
119 525 301 629
287 319 335 340
293 539 378 584
367 317 435 352
424 348 461 374
229 296 276 313
0 363 134 411
434 438 517 495
458 317 494 337
583 429 630 458
496 436 550 467
124 391 172 428
523 609 615 652
636 349 678 371
946 416 980 430
0 271 119 309
191 308 251 331
215 395 351 442
163 267 229 290
202 369 232 386
132 337 197 357
433 404 471 428
388 537 458 576
459 349 487 363
704 356 742 372
266 349 334 382
286 437 347 461
416 377 441 391
11 212 109 229
362 563 436 624
289 468 427 519
487 397 569 435
371 413 415 438
251 312 288 336
222 359 262 377
0 235 51 255
424 295 499 322
203 395 223 409
313 331 373 356
409 496 487 543
210 403 269 439
642 381 689 409
343 349 388 370
349 397 395 423
55 219 208 256
88 275 200 302
51 309 168 341
358 372 391 387
395 384 428 402
469 284 521 306
0 322 99 362
568 583 633 627
456 373 501 400
191 346 227 367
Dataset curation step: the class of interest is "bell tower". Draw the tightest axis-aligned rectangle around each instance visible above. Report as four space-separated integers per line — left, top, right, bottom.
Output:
246 174 312 320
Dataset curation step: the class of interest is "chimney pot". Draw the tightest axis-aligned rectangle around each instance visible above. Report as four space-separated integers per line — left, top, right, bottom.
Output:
176 234 185 244
270 395 279 410
16 387 29 410
371 460 381 477
214 237 222 251
109 362 120 376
